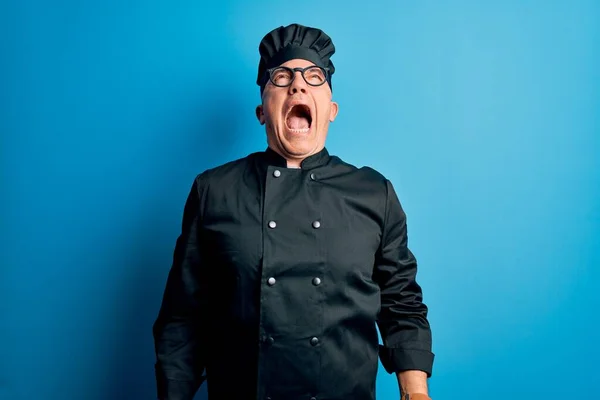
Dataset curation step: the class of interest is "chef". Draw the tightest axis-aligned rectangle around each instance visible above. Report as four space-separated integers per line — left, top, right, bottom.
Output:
153 23 434 400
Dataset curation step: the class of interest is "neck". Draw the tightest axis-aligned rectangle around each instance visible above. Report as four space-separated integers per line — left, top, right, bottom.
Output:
286 159 302 168
267 144 323 169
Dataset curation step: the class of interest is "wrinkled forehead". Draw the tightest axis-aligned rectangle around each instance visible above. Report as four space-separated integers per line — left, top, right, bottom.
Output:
278 58 318 69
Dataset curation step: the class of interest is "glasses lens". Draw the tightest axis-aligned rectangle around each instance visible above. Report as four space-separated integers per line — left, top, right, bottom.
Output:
270 68 293 86
304 67 326 86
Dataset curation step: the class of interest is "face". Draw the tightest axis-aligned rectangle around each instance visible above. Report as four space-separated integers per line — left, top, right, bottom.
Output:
256 59 339 167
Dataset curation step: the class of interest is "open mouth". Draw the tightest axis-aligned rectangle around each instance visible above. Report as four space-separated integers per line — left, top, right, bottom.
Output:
285 104 312 133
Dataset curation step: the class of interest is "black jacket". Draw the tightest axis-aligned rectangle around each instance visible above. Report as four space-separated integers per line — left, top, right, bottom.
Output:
153 147 434 400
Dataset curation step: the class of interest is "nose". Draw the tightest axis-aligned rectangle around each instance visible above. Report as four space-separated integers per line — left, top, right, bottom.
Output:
288 69 308 94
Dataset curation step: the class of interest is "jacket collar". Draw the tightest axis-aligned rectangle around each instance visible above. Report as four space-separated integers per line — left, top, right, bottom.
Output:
262 146 330 170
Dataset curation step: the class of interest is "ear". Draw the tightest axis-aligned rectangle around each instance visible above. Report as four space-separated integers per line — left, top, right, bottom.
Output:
329 101 339 122
256 105 266 125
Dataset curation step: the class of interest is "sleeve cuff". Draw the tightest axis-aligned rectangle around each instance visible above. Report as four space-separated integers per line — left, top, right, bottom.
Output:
379 345 435 377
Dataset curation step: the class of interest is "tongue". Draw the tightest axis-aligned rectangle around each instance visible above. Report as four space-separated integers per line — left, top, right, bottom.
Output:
287 116 310 130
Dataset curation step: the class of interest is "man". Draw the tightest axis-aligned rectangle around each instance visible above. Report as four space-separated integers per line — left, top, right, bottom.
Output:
153 23 434 400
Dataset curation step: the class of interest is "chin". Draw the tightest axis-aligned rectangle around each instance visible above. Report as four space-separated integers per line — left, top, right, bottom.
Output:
283 129 314 143
280 138 319 158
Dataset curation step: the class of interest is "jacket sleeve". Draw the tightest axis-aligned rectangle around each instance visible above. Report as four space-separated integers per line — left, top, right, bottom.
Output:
374 179 434 377
152 176 207 399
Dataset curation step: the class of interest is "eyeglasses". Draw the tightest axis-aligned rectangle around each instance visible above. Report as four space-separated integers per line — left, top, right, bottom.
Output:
265 66 330 88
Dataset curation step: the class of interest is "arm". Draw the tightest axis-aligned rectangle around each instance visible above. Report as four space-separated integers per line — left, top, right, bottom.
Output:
397 370 429 399
374 180 434 399
152 177 206 400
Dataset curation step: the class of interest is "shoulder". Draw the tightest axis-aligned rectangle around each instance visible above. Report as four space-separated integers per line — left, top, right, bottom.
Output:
331 156 410 232
328 154 391 190
182 153 258 207
326 155 398 221
193 152 258 185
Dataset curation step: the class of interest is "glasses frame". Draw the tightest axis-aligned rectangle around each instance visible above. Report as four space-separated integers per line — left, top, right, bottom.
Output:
265 66 330 88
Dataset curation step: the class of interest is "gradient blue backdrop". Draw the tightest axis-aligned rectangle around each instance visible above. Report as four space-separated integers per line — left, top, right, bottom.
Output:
2 1 599 399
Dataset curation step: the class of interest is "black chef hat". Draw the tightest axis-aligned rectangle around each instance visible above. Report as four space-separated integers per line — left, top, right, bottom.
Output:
257 23 336 94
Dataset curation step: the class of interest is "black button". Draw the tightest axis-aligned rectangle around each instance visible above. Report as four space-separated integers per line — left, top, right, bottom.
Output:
310 397 317 400
310 337 319 346
310 173 316 180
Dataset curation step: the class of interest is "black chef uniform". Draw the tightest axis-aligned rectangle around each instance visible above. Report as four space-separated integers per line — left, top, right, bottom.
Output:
153 147 434 400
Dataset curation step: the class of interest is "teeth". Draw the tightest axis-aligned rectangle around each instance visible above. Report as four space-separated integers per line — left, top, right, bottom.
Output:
288 128 310 133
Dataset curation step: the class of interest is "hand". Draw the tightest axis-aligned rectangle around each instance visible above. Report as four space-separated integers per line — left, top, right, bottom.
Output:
404 394 431 400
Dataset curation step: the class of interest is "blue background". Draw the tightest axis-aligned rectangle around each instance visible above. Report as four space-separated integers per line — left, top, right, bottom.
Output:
2 1 599 399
